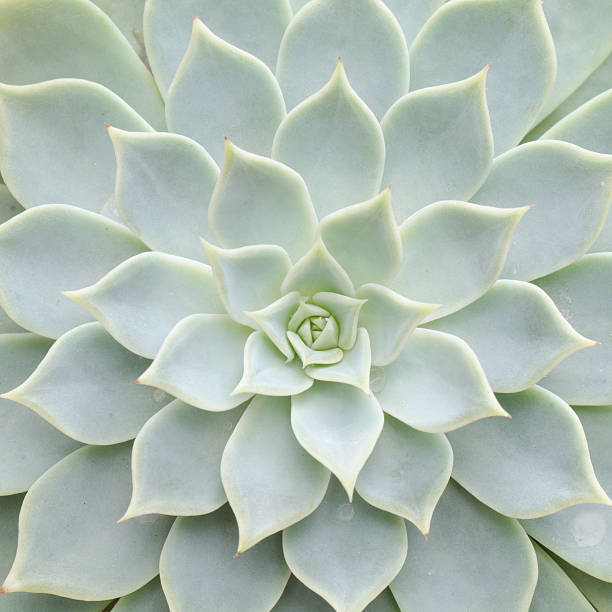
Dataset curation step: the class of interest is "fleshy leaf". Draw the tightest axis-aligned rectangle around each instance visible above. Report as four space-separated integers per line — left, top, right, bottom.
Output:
319 189 402 286
382 0 445 47
90 0 147 56
287 332 344 367
138 314 252 411
221 395 330 552
391 201 528 321
166 18 286 164
409 0 556 153
283 478 407 612
66 252 224 358
4 323 164 445
203 241 291 328
376 328 506 433
160 506 289 611
448 386 610 518
2 444 173 600
390 481 537 612
554 560 612 612
356 414 452 535
471 140 612 280
428 280 594 393
0 79 152 211
291 381 383 498
110 128 219 262
381 69 493 220
272 61 385 219
113 577 169 612
312 292 365 350
209 141 318 261
125 400 245 519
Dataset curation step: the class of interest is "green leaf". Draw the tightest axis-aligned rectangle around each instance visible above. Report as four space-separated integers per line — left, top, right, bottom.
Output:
375 328 506 433
125 400 245 519
160 506 290 611
272 575 333 612
4 323 164 445
0 0 164 128
391 201 527 321
381 69 493 220
166 18 286 164
272 61 385 219
0 304 23 334
448 386 610 518
138 314 252 411
0 184 23 225
66 252 224 359
0 80 152 212
110 128 219 262
428 280 594 393
0 493 23 583
356 415 452 535
283 478 407 612
312 292 365 350
287 332 344 367
113 577 169 612
291 381 383 498
2 443 173 600
208 141 318 262
221 395 330 552
390 481 537 612
382 0 445 47
90 0 147 56
410 0 556 153
472 140 612 280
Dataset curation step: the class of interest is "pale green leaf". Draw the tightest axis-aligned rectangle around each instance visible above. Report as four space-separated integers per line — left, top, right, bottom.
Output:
91 0 147 56
114 577 169 612
0 184 22 225
0 304 23 334
272 575 333 612
382 0 445 47
287 332 344 367
0 493 23 583
312 292 365 350
288 301 330 333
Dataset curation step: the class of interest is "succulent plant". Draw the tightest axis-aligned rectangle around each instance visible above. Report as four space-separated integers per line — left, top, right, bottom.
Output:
1 0 612 610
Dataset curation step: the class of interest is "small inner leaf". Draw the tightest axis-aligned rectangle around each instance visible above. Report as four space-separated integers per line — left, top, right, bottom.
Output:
287 332 343 368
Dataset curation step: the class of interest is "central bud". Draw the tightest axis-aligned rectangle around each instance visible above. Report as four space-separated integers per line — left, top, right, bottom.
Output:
288 300 339 350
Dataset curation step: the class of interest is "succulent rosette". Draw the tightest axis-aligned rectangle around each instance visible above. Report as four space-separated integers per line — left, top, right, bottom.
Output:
1 0 612 610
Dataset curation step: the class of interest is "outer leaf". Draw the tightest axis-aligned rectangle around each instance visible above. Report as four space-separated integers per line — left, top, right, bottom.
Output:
0 204 147 338
0 80 152 212
160 506 290 612
138 314 252 411
382 0 445 47
428 280 594 393
114 577 169 612
291 381 383 499
391 201 528 321
448 386 610 518
283 478 407 612
221 396 330 552
91 0 147 56
272 61 385 219
110 129 219 262
166 18 286 164
2 444 173 600
375 328 506 433
381 69 493 220
356 415 452 535
390 481 537 612
208 141 318 262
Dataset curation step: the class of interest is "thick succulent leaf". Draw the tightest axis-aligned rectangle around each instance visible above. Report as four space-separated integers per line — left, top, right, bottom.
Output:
472 141 612 280
208 141 318 262
283 478 407 612
287 332 344 367
312 292 365 350
0 184 22 225
4 323 164 445
428 280 594 393
356 415 452 534
381 69 493 220
276 0 409 118
272 61 385 219
410 0 555 153
66 252 224 359
203 241 291 327
291 381 383 498
91 0 147 56
114 577 169 612
160 505 289 611
536 254 612 404
0 79 152 212
0 334 80 494
383 1 445 48
221 395 330 552
144 0 291 95
319 189 402 287
0 0 163 128
166 18 286 164
110 128 219 261
390 480 537 612
391 201 527 321
376 328 506 433
2 443 173 600
448 386 610 518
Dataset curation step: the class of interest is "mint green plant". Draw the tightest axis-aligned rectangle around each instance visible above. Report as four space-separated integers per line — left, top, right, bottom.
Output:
1 0 612 610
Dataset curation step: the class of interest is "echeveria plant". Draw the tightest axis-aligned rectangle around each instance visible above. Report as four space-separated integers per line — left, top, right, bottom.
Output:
1 0 612 610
